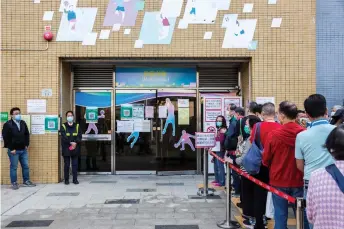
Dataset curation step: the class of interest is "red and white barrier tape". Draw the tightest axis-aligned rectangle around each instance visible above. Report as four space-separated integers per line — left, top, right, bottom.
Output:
209 150 296 203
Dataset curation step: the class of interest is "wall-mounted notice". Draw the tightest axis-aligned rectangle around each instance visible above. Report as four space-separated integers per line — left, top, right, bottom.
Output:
27 99 46 113
121 104 133 120
41 88 53 97
145 106 154 118
31 115 45 125
159 106 167 118
132 104 144 119
21 115 31 133
178 108 189 125
205 98 222 110
117 120 134 133
205 110 222 122
86 107 98 123
195 132 216 148
31 125 45 135
178 99 189 108
224 97 242 111
134 120 151 132
45 115 59 133
256 97 275 105
0 112 8 122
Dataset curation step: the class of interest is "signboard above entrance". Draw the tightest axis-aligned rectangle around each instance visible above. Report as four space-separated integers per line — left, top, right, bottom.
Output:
115 68 197 88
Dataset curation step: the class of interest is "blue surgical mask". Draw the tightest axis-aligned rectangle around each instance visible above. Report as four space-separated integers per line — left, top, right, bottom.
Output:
216 121 222 127
67 116 74 123
244 125 250 134
14 114 21 121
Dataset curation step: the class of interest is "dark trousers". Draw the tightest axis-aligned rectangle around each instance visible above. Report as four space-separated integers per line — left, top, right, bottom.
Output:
242 166 269 229
64 156 78 181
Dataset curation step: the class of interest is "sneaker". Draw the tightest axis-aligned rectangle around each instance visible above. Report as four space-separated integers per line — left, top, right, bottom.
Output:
64 180 70 185
73 180 79 185
11 182 19 190
213 183 224 187
243 219 254 229
211 180 218 184
23 180 36 187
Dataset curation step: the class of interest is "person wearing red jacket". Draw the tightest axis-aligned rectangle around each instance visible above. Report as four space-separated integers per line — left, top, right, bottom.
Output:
263 101 305 229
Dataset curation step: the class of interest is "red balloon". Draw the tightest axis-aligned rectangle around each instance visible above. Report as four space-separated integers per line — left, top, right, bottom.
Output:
43 31 53 41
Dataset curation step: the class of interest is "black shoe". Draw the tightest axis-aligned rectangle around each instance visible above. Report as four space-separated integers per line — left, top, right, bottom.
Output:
236 202 242 208
73 180 79 185
23 180 36 187
243 219 254 229
11 182 19 190
64 180 69 185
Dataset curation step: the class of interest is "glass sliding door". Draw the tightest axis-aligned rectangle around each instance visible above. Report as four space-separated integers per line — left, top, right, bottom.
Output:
74 90 113 173
156 89 197 174
115 90 158 172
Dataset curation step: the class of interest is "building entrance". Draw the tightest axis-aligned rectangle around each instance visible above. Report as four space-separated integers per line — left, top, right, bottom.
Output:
115 89 197 174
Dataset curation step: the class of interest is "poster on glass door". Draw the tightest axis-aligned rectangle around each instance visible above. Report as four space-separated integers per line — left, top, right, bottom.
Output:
202 94 242 173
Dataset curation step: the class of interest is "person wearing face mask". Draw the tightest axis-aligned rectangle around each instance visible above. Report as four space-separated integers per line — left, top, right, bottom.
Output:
330 105 343 119
60 111 82 185
2 107 36 190
330 109 344 126
211 115 227 187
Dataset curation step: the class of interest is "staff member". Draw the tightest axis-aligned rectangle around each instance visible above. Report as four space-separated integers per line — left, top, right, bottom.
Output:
2 107 36 190
61 111 82 185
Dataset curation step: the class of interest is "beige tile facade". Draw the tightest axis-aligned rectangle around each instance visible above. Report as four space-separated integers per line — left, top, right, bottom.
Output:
0 0 315 184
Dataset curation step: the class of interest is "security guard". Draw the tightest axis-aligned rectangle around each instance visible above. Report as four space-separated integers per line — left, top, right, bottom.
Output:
60 110 82 185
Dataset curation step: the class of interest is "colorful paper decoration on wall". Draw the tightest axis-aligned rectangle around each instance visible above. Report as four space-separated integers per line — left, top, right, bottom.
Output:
222 19 257 49
174 130 195 151
103 0 139 27
127 131 139 148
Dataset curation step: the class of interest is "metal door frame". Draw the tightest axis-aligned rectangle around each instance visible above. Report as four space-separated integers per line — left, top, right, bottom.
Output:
72 89 114 175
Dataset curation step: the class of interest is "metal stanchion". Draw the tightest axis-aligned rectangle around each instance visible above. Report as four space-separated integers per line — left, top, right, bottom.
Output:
217 162 240 228
296 198 305 229
198 150 215 196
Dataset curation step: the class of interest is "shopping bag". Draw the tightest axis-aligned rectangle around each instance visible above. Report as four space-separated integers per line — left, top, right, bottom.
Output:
265 192 274 219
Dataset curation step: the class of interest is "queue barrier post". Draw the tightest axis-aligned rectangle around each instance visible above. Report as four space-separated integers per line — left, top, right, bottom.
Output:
217 161 240 229
296 198 305 229
197 150 214 196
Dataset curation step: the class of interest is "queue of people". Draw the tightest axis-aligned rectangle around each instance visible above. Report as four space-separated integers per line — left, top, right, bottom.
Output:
2 95 343 229
211 94 344 229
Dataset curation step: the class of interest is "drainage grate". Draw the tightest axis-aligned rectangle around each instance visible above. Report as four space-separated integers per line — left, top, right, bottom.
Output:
47 193 79 197
188 195 221 200
6 220 54 228
155 225 199 229
126 188 156 192
156 183 184 186
90 181 117 183
104 199 140 204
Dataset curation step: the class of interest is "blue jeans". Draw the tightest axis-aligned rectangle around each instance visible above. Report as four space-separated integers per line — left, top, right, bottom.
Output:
7 149 30 183
304 181 313 229
272 186 304 229
214 151 225 186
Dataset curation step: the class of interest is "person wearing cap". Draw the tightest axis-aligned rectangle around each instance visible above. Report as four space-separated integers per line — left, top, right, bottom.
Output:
330 109 344 126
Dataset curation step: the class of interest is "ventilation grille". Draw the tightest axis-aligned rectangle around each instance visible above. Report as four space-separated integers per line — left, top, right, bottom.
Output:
198 67 239 88
73 66 113 88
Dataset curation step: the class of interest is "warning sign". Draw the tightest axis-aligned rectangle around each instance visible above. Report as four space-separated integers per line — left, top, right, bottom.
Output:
195 132 216 148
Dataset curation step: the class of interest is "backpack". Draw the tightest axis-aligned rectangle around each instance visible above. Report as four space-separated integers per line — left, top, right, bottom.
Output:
242 122 263 175
326 164 344 193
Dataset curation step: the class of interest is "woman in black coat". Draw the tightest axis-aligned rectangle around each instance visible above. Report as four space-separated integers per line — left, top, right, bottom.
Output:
60 110 82 185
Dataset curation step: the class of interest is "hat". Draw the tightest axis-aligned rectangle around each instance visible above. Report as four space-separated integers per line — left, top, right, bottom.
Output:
332 109 344 118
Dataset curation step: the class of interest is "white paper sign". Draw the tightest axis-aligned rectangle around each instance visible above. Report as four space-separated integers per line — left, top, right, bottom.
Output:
256 97 275 105
27 100 46 113
43 11 54 21
99 30 111 40
224 97 241 111
133 105 144 119
117 120 134 133
82 33 97 46
41 88 52 97
159 106 167 118
205 98 222 110
178 99 189 108
211 141 221 152
203 32 213 40
271 18 282 28
145 106 154 118
134 120 151 132
124 29 131 35
134 40 143 48
31 125 45 135
243 3 254 13
205 110 222 122
195 132 216 148
31 115 45 125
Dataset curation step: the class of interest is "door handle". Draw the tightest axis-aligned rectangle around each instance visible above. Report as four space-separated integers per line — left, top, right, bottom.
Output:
160 119 163 142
